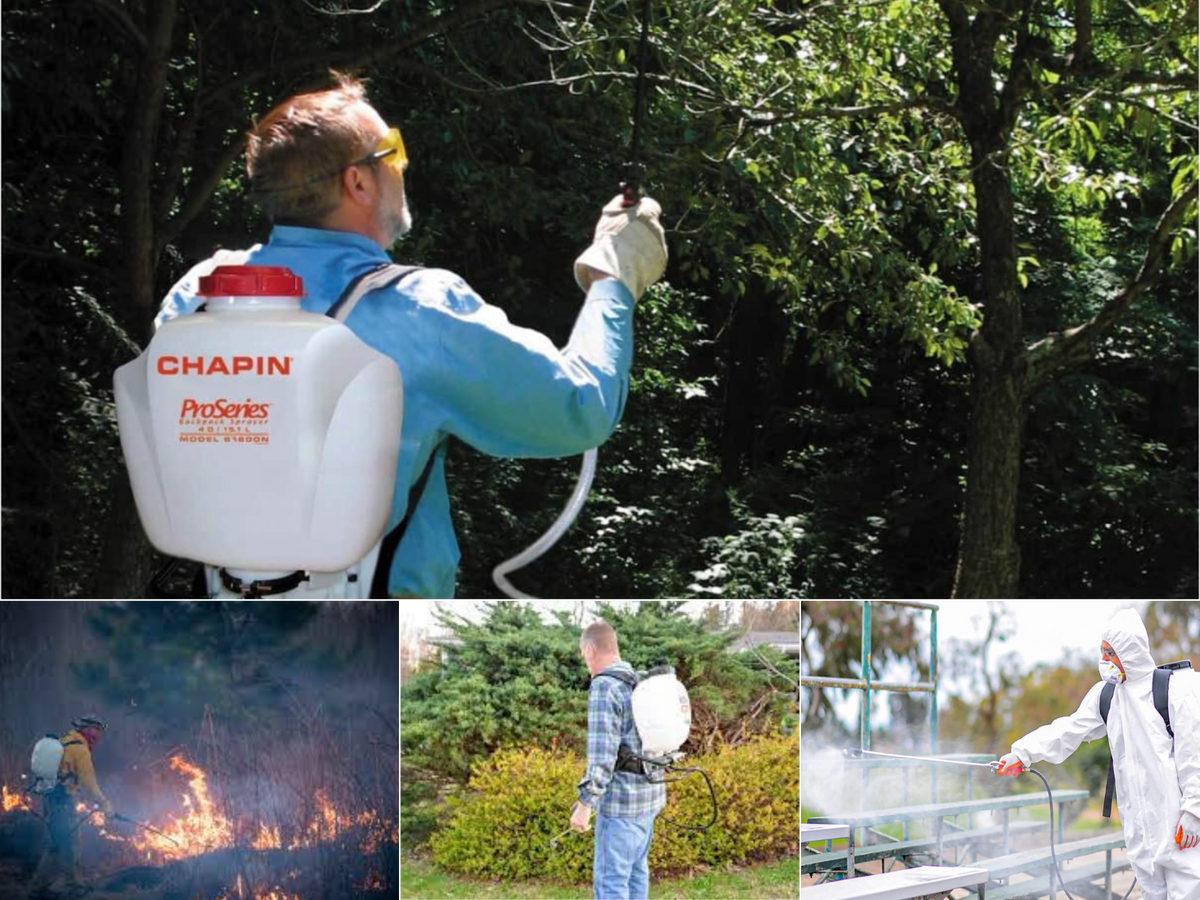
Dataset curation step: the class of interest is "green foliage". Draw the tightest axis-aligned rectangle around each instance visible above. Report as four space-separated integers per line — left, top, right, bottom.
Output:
401 603 590 783
429 732 799 882
401 603 793 785
689 510 810 599
3 0 1194 598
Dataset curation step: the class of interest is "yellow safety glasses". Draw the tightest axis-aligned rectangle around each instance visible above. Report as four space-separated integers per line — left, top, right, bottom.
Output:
351 127 408 176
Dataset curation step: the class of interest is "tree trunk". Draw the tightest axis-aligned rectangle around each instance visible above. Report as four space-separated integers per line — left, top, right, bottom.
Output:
95 0 177 599
120 0 177 340
946 4 1028 598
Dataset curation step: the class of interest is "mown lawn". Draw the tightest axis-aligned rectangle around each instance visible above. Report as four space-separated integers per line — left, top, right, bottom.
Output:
400 855 800 899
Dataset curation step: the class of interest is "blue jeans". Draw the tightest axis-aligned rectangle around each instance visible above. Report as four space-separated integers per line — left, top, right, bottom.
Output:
593 810 657 900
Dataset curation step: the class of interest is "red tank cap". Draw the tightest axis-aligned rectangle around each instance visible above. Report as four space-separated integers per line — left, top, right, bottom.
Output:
197 265 304 297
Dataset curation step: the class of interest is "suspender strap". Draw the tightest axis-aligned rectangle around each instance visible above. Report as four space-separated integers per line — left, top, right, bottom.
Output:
1098 672 1175 818
326 262 428 597
369 442 446 598
591 670 645 774
327 264 423 323
1153 667 1174 738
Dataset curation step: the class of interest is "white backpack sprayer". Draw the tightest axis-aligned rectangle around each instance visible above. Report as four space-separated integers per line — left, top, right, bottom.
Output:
116 0 657 597
25 730 182 849
551 666 718 848
115 265 404 598
29 735 73 796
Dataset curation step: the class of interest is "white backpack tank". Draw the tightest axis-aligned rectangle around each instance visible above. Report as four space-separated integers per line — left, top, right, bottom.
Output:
114 266 402 596
631 669 692 757
30 735 65 794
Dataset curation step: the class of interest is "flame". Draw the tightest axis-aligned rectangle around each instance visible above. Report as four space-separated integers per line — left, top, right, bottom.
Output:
251 823 281 850
127 755 234 861
23 753 399 900
2 785 32 812
215 883 299 900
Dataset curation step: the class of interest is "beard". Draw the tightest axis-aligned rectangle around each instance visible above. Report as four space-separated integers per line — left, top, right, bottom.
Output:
382 192 412 247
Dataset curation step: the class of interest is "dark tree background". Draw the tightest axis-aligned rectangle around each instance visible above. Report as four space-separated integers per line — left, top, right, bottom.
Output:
2 0 1195 599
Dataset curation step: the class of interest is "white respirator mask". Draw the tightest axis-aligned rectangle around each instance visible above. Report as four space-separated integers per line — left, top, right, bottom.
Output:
1098 659 1125 684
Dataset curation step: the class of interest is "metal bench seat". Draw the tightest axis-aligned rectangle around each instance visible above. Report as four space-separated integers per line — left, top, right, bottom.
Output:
979 833 1125 881
979 857 1134 900
807 791 1089 879
802 865 990 900
803 822 1049 875
808 791 1091 829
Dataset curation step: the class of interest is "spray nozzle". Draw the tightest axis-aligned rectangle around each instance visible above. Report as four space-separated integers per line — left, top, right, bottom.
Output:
842 749 862 759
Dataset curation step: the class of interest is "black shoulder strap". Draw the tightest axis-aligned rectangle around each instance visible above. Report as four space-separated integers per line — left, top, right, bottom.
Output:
1101 670 1175 819
593 670 638 690
368 442 446 598
327 263 424 323
1101 681 1116 818
1153 668 1173 738
326 262 429 598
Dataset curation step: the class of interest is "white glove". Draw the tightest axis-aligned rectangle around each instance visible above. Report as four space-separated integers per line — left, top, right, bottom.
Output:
1178 810 1200 850
574 195 667 301
996 751 1028 777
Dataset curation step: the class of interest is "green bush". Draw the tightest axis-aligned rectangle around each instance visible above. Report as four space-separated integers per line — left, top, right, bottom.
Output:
402 602 795 786
429 732 799 882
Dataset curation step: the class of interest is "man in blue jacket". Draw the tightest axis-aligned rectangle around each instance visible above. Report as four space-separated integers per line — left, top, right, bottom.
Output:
157 73 667 598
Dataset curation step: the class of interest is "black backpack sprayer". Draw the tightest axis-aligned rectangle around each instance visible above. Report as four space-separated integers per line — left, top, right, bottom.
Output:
842 749 1141 900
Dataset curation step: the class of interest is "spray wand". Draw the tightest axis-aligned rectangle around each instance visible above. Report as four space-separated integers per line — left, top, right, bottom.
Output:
113 811 183 847
491 0 656 598
843 748 1139 900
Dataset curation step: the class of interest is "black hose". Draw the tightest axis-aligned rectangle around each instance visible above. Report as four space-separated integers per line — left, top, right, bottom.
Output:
1027 767 1138 900
628 753 718 832
656 763 718 832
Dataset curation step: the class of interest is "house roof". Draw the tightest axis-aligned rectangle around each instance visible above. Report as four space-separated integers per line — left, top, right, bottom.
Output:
731 631 800 655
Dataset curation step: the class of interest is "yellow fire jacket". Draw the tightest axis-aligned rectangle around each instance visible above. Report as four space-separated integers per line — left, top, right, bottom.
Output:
58 730 111 809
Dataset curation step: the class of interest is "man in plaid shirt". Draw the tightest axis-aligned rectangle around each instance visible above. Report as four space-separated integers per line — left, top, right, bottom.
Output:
570 621 666 900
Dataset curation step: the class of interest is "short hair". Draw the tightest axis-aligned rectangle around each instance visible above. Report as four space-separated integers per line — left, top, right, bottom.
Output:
580 621 619 655
246 72 379 226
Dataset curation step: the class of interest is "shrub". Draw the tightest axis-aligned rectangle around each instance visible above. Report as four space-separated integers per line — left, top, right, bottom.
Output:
429 731 798 882
402 602 796 787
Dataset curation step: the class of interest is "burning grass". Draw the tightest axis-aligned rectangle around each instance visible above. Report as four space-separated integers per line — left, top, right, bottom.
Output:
1 752 397 900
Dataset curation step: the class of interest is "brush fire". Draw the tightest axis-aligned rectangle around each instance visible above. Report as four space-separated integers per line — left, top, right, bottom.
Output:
0 753 398 900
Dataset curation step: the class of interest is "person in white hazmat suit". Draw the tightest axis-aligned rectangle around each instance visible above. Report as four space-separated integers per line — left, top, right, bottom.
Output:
995 608 1200 900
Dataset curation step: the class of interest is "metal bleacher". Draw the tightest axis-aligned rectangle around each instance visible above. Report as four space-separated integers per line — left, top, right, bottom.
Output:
801 602 1132 900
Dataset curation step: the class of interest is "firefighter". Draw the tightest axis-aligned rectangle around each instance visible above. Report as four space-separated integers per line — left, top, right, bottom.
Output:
29 715 114 899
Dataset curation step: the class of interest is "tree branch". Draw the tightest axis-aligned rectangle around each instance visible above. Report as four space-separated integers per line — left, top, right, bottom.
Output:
1023 183 1198 398
1 240 112 276
158 134 249 250
741 97 961 126
198 0 571 112
84 0 148 51
936 0 970 36
1072 0 1093 70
